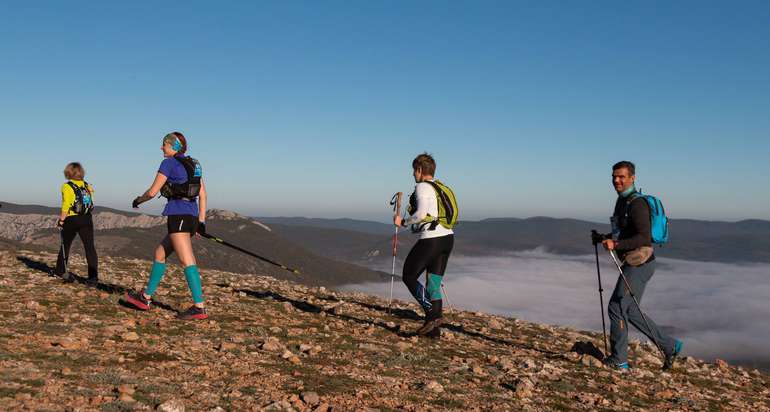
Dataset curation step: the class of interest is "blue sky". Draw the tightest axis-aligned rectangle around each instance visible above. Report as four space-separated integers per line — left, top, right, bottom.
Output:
1 1 768 221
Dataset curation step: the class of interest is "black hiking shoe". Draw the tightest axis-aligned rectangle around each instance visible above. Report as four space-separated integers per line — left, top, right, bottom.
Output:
85 277 99 288
424 327 441 339
61 272 75 283
663 340 684 371
123 290 151 311
416 317 443 336
177 306 208 320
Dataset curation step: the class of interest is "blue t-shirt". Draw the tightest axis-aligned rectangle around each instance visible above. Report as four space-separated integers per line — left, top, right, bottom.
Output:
158 155 199 217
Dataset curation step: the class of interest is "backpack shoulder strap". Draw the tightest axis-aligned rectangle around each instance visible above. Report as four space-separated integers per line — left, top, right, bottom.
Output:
66 181 81 196
179 156 202 180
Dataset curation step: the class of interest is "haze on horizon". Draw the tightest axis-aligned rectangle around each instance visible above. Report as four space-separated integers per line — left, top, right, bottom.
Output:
1 2 768 222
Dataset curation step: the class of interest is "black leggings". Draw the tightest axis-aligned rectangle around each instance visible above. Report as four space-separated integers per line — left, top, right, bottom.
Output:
55 214 98 279
402 235 454 314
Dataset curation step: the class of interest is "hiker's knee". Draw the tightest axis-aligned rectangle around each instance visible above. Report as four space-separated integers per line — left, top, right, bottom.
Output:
608 300 622 318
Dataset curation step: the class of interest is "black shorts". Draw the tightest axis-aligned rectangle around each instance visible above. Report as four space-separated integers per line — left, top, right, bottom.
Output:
167 215 199 235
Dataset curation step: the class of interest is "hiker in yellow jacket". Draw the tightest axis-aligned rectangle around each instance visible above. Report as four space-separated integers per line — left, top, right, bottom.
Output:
54 162 99 286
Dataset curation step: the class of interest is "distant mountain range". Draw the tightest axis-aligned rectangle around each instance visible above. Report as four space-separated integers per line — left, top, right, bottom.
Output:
0 202 388 286
256 216 770 266
2 201 767 290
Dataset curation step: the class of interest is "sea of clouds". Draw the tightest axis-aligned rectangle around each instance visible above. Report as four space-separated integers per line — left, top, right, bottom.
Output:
343 249 770 370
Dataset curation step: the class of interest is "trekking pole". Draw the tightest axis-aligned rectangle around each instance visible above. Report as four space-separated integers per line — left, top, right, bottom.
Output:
590 230 609 357
200 232 301 274
59 230 70 279
608 250 665 358
387 192 403 313
441 283 453 313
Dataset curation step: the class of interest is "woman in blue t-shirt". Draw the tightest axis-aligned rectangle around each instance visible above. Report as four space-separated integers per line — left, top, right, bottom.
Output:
124 132 209 320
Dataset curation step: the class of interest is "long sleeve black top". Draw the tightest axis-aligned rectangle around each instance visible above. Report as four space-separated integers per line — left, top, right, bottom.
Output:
612 194 653 256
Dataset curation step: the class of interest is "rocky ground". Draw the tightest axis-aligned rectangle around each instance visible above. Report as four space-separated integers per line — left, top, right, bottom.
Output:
0 248 768 411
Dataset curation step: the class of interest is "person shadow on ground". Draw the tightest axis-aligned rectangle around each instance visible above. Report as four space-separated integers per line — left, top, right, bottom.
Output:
16 255 179 313
235 286 562 356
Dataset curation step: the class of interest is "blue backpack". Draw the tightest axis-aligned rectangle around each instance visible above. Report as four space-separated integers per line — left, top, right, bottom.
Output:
628 191 669 245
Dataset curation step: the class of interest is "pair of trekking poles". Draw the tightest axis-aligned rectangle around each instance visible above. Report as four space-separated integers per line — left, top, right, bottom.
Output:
387 192 452 314
591 230 665 359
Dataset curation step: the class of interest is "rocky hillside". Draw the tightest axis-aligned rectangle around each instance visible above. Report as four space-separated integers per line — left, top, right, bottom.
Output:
0 211 166 242
1 248 768 411
0 207 387 287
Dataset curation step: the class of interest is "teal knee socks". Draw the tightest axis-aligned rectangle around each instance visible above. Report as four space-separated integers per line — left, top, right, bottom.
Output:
184 265 205 304
144 261 167 296
427 273 443 301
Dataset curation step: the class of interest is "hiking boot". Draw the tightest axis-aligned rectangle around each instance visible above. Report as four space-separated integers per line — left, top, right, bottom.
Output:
123 290 152 311
424 327 441 339
61 272 75 283
177 306 208 320
85 277 99 288
603 358 630 371
663 340 684 371
416 317 443 335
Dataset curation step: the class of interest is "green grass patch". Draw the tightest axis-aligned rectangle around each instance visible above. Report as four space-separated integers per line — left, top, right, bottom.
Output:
0 386 36 398
100 401 135 412
134 352 178 363
433 398 466 409
88 369 125 386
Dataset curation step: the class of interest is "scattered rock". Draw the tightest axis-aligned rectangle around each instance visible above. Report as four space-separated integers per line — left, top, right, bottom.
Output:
118 393 135 402
51 337 80 350
313 403 331 412
657 389 675 400
301 391 320 406
157 399 185 412
512 378 534 398
580 355 604 368
261 338 283 352
217 341 237 352
117 384 135 395
488 318 504 329
395 342 412 352
424 380 444 393
121 332 140 342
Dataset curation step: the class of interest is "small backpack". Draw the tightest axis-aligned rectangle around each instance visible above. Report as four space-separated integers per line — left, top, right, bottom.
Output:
408 180 459 231
67 181 94 215
628 191 669 245
160 156 202 200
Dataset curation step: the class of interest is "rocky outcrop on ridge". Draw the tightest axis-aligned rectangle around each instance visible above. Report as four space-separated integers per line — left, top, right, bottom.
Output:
0 248 768 411
0 212 166 242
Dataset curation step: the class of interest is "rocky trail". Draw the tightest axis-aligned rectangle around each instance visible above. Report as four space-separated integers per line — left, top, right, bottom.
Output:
0 249 767 411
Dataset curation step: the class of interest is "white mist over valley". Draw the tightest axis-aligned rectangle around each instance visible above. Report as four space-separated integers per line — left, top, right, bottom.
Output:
344 249 770 369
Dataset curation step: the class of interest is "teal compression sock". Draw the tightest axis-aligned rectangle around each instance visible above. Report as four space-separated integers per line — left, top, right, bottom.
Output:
427 273 443 301
144 261 167 296
184 265 205 304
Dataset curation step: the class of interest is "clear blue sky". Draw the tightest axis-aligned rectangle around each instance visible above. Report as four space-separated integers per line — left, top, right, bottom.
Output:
1 1 768 222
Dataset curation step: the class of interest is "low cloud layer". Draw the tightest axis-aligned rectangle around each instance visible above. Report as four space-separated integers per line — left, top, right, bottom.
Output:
344 249 770 369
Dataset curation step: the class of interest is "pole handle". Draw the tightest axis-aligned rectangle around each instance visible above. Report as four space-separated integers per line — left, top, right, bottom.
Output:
390 192 403 217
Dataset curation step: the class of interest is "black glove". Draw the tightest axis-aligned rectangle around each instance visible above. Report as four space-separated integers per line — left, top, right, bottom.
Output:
197 221 206 236
590 230 611 245
132 193 154 209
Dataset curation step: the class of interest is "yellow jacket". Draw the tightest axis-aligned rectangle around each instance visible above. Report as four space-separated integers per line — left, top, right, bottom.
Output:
61 180 95 216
